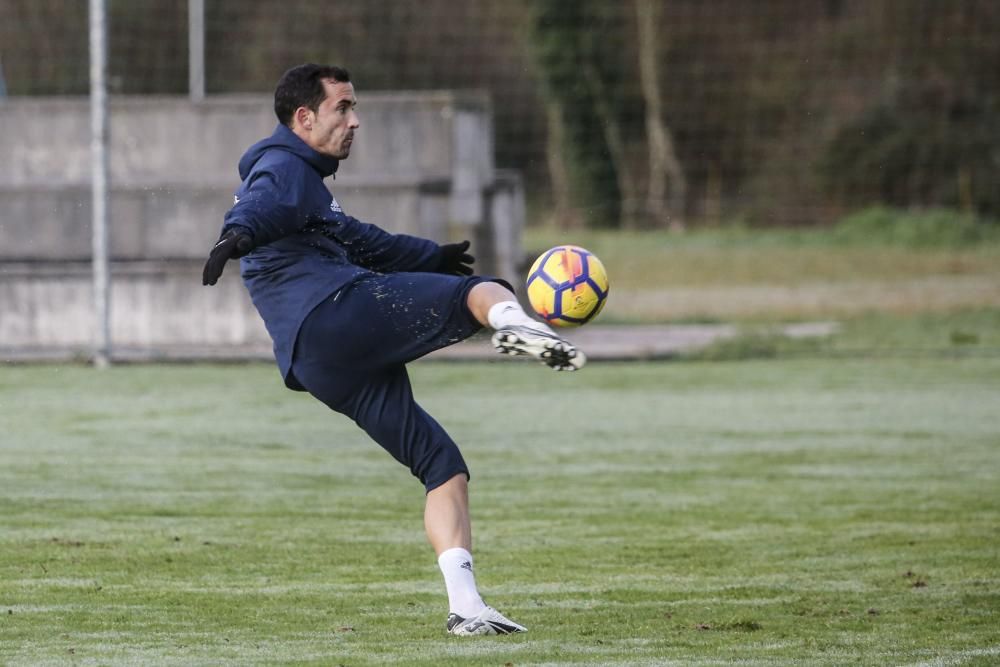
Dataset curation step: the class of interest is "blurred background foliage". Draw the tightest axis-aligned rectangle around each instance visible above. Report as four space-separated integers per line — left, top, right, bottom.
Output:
1 0 997 230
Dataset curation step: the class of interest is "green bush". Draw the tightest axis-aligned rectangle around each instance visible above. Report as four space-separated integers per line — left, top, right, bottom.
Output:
819 67 1000 220
832 206 1000 247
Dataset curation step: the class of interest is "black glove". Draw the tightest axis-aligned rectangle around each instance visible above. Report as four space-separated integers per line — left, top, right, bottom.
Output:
437 240 475 276
202 229 253 285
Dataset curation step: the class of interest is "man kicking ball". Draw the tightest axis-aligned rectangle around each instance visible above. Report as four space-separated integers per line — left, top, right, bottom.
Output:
202 63 584 635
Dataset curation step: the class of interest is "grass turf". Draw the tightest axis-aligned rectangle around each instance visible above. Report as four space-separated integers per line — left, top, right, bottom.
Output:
1 359 998 665
522 227 1000 323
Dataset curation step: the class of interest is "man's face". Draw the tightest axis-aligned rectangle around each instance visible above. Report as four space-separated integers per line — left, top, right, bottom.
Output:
297 79 359 159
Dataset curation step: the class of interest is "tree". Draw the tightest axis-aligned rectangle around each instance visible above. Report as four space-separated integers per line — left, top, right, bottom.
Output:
819 1 1000 218
635 0 687 230
527 0 622 228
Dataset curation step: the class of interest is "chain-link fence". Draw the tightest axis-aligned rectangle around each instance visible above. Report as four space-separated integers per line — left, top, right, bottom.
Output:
2 0 997 228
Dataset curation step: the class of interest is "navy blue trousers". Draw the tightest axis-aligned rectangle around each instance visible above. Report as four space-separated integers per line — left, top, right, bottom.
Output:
290 271 495 492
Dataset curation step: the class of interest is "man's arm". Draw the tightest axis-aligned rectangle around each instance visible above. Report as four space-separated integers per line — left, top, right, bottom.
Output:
326 213 473 276
201 169 307 285
223 170 309 246
202 161 476 283
325 212 441 273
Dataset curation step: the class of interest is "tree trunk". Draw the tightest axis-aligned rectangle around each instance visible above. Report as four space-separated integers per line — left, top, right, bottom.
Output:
545 99 582 229
581 59 641 228
635 0 687 230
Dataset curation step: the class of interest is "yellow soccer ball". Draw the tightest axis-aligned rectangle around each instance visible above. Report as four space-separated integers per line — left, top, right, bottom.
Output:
525 245 610 327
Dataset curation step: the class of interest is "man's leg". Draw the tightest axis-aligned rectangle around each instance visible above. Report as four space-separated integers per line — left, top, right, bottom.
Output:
292 276 529 635
465 280 518 325
425 473 471 555
425 474 484 623
467 281 586 371
427 474 527 636
293 360 525 635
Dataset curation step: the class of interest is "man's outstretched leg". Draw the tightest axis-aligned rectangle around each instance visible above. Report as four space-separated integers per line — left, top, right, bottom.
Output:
466 281 586 371
293 275 538 636
426 474 527 635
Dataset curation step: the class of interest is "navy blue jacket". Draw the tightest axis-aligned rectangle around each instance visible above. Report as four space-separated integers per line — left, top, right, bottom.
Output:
221 124 444 389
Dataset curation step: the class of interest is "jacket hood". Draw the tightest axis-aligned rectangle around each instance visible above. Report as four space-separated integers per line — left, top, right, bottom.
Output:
238 124 340 180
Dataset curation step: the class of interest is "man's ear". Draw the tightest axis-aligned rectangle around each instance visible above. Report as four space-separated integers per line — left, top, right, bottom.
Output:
294 106 313 131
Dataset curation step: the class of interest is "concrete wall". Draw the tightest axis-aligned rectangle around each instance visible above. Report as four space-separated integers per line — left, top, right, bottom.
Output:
0 93 524 358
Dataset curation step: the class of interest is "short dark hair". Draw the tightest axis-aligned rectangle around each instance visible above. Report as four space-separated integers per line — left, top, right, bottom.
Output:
274 64 351 127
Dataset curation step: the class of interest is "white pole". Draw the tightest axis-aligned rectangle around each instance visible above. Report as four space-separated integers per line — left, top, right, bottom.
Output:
89 0 111 368
189 0 205 101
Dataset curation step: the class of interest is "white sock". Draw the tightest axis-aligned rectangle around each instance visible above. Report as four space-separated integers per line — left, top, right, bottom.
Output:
487 300 547 331
437 547 486 618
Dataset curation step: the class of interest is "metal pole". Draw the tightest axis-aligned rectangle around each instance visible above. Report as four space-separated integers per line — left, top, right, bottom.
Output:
89 0 111 368
189 0 205 101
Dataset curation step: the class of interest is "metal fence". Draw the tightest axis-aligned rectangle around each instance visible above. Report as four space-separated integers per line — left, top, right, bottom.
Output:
1 0 997 228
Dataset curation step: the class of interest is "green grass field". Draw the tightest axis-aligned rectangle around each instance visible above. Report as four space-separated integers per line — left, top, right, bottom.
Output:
523 223 1000 322
4 220 1000 663
2 358 998 665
